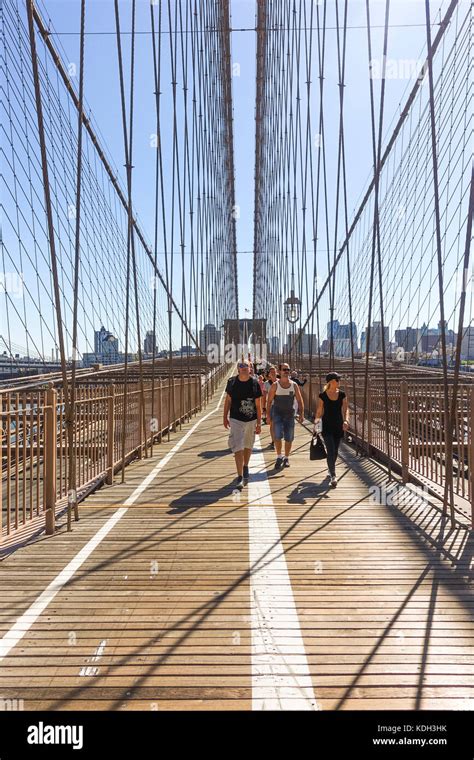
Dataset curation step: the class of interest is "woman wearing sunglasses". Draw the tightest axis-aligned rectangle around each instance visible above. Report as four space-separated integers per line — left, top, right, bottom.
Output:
313 371 349 487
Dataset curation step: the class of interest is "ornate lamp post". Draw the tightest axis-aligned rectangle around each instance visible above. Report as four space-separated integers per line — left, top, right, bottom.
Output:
284 289 301 366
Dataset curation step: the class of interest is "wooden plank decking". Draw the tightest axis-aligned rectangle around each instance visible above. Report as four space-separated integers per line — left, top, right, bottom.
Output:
0 378 472 711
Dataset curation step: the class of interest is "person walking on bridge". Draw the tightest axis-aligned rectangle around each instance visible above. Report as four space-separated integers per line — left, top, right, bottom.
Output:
223 360 262 490
266 362 304 470
313 371 349 487
263 365 277 448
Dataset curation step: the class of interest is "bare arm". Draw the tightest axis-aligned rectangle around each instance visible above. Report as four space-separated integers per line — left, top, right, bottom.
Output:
266 383 276 416
255 396 262 432
294 383 304 421
223 394 231 428
314 397 324 421
342 396 349 427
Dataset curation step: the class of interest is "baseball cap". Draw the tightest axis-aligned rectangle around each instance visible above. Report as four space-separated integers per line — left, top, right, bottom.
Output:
326 371 341 382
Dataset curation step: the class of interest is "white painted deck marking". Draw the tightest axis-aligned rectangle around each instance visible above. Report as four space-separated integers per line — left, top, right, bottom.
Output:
248 436 319 710
0 386 227 661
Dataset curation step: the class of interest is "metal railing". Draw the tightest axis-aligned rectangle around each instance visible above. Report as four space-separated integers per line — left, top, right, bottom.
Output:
1 363 227 543
302 376 474 526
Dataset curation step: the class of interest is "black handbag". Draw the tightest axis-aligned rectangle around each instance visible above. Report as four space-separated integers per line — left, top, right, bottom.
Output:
310 433 327 460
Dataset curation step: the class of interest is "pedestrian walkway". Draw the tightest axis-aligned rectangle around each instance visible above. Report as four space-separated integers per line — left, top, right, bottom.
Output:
0 378 472 710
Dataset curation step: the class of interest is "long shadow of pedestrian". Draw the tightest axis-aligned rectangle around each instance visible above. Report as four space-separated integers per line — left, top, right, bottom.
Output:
287 480 331 504
167 483 238 513
197 449 229 459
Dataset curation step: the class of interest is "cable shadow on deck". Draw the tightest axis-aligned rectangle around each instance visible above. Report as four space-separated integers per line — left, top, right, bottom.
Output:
342 445 473 577
42 511 333 711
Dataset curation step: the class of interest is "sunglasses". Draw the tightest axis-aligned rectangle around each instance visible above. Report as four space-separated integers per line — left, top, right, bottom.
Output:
281 367 290 372
238 363 250 369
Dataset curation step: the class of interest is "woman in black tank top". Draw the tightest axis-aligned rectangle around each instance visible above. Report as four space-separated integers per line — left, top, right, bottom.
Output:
313 372 350 486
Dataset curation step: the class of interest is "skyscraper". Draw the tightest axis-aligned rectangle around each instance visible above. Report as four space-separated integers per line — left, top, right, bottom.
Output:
94 325 119 358
144 330 157 355
199 323 221 354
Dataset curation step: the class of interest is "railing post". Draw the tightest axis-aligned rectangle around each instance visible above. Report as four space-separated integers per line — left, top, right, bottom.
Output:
172 376 176 430
106 384 115 485
366 378 373 455
401 379 409 483
199 374 202 412
158 377 163 442
44 387 57 535
137 389 143 459
469 387 474 529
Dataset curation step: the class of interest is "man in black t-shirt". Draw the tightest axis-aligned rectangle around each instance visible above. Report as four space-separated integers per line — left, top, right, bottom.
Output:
223 360 262 490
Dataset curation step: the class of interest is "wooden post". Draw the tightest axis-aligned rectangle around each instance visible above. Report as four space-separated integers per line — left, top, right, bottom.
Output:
400 379 409 483
106 385 115 485
44 388 57 535
199 374 202 412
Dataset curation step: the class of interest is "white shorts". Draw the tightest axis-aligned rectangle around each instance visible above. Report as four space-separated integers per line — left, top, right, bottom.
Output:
228 418 257 453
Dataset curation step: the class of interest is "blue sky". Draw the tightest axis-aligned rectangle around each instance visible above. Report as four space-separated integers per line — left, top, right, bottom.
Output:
1 0 472 357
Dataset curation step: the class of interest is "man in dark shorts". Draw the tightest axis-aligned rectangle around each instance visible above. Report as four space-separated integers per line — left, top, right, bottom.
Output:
223 360 262 489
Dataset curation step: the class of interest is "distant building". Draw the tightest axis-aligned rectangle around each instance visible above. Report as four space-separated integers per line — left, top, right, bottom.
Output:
395 327 422 353
361 322 389 354
199 323 221 354
326 321 358 354
94 325 119 358
419 321 456 353
286 332 318 356
84 325 121 366
327 320 340 341
82 351 135 368
144 330 157 356
334 338 352 357
461 325 474 360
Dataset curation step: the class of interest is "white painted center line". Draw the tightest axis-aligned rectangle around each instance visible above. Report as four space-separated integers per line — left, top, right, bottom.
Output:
248 435 319 711
0 385 228 662
79 638 107 677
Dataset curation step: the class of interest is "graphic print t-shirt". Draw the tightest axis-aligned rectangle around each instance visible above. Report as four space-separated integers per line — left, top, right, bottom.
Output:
225 376 262 422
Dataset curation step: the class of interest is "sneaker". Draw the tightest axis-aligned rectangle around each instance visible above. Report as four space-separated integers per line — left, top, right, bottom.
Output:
269 441 275 450
243 465 249 484
236 476 244 491
274 457 284 471
283 457 290 468
331 476 337 487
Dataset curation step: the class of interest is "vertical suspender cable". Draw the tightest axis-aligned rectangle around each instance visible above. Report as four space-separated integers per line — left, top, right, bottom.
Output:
67 0 86 527
424 0 455 522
